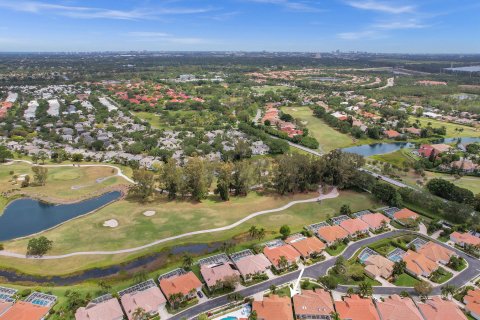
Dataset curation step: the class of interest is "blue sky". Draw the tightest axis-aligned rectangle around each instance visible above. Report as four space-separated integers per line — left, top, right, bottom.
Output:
0 0 478 53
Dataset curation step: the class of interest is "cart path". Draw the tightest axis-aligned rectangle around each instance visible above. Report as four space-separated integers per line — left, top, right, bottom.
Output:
0 188 339 259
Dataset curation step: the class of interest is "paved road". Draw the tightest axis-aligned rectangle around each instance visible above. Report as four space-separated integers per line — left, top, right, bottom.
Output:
0 189 339 259
171 230 480 319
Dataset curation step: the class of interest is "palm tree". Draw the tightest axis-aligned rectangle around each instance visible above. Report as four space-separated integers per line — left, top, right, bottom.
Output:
269 284 277 294
278 255 289 270
182 253 194 270
441 284 457 300
132 307 147 320
393 260 407 276
249 226 258 239
358 281 373 297
330 311 341 320
256 228 266 240
346 287 355 297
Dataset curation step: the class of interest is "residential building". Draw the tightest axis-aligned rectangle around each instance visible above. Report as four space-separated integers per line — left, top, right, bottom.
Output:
75 297 124 320
293 289 334 319
450 232 480 247
376 295 423 320
364 255 394 279
384 130 401 139
233 253 271 282
286 235 326 259
159 272 202 302
263 244 301 270
119 281 166 320
417 296 467 320
339 218 370 237
317 225 349 246
417 242 456 265
393 208 419 221
464 289 480 320
0 301 13 317
0 301 51 320
334 295 380 320
200 263 241 290
360 213 390 231
403 250 438 277
252 295 294 320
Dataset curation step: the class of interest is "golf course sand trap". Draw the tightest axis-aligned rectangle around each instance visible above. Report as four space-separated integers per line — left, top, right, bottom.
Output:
143 210 156 217
103 219 119 228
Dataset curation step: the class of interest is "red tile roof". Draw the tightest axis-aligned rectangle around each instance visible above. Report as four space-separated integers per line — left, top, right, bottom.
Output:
1 301 50 320
263 244 301 268
317 225 349 244
335 295 380 320
418 297 467 320
252 295 293 320
159 272 202 299
286 236 325 258
339 218 370 235
293 289 333 318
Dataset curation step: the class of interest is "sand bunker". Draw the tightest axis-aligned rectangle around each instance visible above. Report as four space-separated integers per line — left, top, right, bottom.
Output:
103 219 118 228
143 210 156 217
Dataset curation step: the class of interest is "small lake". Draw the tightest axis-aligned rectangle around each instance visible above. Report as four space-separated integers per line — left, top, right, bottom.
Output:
341 137 480 157
0 191 121 241
445 66 480 72
309 77 342 82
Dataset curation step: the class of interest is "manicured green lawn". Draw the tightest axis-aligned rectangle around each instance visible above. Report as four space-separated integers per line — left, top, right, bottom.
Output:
409 116 480 138
369 148 416 167
394 273 420 287
430 267 453 283
132 111 164 129
252 85 290 94
326 242 347 256
403 170 480 195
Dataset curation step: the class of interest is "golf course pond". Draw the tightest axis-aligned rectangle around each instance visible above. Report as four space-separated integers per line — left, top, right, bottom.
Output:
0 191 122 241
341 137 480 157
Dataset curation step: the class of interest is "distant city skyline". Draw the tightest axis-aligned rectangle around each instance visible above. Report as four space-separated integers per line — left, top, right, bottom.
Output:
0 0 479 53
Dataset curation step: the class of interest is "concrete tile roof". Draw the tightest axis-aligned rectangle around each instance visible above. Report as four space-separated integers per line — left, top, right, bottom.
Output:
464 289 480 317
0 301 50 320
0 301 13 317
200 263 240 289
417 242 455 263
418 297 467 320
339 218 370 235
286 236 325 258
252 295 294 320
317 225 349 243
376 295 423 320
364 255 394 279
75 298 124 320
234 254 271 278
451 232 480 246
393 208 419 221
334 295 380 320
159 272 202 299
121 286 166 320
403 250 438 277
360 213 390 229
293 289 333 317
263 244 301 267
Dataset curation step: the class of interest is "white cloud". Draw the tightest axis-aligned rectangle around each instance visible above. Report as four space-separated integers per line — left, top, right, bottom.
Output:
374 20 427 30
347 0 415 14
247 0 323 12
0 1 214 20
337 30 379 40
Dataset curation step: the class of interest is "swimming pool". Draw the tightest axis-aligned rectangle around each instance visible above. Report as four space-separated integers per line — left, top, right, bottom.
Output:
221 317 238 320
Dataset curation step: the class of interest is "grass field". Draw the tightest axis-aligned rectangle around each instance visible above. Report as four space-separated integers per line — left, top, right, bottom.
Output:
403 170 480 194
252 85 291 94
0 190 381 276
369 148 417 167
394 273 419 287
280 106 357 152
409 116 480 138
132 111 164 129
0 163 131 206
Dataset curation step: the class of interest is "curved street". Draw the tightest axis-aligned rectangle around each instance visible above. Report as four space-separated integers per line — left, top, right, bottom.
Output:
170 229 480 320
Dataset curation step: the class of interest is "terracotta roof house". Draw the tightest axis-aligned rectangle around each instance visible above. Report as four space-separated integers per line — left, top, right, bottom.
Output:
286 235 326 259
417 242 456 265
1 301 51 320
334 295 380 320
263 244 301 270
464 289 480 320
403 250 438 277
339 218 370 237
359 213 390 230
0 301 13 317
432 144 452 154
159 272 202 301
393 208 419 221
418 296 467 320
406 127 422 136
200 263 241 290
364 255 394 279
234 254 272 282
384 130 401 139
293 289 333 319
376 295 423 320
120 286 166 320
252 295 294 320
75 298 124 320
450 232 480 247
450 159 478 172
419 144 436 158
317 225 349 246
